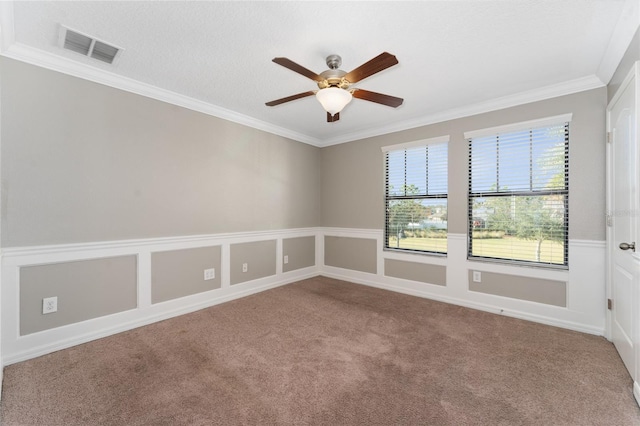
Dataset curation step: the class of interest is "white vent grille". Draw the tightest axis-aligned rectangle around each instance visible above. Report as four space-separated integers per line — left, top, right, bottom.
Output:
59 26 122 65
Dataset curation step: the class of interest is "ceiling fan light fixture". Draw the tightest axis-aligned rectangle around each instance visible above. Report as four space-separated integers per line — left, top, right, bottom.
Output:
316 87 352 115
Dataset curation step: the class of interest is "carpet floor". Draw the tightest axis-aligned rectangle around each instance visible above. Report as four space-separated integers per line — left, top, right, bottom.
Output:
1 276 639 425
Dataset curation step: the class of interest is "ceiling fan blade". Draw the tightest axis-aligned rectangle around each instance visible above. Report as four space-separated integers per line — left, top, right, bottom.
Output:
327 112 340 122
272 57 323 82
265 91 316 107
352 89 403 108
343 52 399 83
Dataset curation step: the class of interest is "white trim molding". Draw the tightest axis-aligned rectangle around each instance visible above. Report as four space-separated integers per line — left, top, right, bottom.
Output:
381 135 450 152
596 0 640 85
464 113 573 140
2 227 608 367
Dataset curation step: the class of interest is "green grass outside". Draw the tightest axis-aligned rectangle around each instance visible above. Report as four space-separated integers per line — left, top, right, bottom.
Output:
387 236 564 264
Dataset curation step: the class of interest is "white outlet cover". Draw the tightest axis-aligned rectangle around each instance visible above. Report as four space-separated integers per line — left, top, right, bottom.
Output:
473 271 482 283
42 296 58 314
284 255 289 264
242 263 248 272
204 268 215 280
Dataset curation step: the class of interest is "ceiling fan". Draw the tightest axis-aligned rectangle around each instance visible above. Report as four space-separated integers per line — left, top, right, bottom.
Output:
265 52 403 122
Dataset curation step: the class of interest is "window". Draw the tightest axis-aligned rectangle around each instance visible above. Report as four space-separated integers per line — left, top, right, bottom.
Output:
383 137 448 254
466 115 570 267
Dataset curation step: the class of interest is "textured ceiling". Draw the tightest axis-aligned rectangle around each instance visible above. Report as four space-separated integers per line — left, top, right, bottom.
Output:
1 1 637 146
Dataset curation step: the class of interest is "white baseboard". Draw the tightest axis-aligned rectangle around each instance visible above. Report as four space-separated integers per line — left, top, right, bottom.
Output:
321 269 604 336
634 381 640 407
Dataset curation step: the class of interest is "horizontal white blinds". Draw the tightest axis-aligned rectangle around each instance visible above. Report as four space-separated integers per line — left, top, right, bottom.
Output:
385 141 448 254
386 142 448 197
469 123 568 195
468 121 569 267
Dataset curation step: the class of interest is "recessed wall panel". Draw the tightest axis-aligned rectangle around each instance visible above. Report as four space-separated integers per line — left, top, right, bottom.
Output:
20 256 137 335
324 236 377 274
468 270 566 307
151 246 221 304
384 259 446 286
283 236 315 272
230 240 277 285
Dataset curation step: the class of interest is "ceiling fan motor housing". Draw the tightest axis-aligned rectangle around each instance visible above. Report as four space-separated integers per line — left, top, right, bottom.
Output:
318 55 350 89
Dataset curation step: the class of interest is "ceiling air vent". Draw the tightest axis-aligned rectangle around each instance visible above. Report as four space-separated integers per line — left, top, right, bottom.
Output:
59 26 123 65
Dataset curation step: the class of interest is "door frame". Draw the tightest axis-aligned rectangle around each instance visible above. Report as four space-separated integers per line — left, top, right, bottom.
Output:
606 60 640 405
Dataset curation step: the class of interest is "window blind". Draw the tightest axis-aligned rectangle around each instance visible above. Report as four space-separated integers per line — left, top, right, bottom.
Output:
468 121 569 267
385 141 448 254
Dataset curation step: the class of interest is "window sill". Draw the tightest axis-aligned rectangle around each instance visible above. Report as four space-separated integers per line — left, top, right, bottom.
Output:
383 248 447 265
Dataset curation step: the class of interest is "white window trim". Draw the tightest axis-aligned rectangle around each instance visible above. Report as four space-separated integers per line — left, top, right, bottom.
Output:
464 113 573 140
381 135 450 153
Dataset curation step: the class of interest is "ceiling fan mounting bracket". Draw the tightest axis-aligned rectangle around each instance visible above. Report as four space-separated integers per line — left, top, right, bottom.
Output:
325 54 342 70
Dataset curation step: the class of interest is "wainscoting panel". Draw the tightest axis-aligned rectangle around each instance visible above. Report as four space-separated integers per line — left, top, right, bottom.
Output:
282 236 315 273
385 259 446 286
324 235 377 274
2 227 606 366
1 228 318 365
320 228 605 336
20 256 137 335
151 246 222 304
468 270 567 307
230 240 277 285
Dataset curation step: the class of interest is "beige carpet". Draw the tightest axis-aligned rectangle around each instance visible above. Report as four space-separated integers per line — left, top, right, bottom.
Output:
2 276 639 425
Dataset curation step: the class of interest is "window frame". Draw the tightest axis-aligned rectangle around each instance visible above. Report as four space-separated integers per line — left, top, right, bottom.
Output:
465 115 571 269
382 136 449 256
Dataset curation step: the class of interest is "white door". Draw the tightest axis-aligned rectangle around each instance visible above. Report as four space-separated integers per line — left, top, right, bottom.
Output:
608 62 639 386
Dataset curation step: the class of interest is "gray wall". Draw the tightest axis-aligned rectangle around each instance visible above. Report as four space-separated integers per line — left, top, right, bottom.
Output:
384 259 446 286
20 256 137 335
0 58 320 247
282 236 315 272
230 240 277 285
324 236 377 274
151 246 222 304
608 28 640 102
321 88 607 241
468 270 566 307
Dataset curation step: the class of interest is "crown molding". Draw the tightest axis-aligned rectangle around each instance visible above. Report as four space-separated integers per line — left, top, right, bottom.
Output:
1 42 323 147
0 1 14 52
596 0 640 85
0 42 608 149
319 75 605 147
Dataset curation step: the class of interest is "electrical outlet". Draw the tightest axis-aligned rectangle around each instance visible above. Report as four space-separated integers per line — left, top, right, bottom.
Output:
204 268 215 280
284 255 289 264
42 296 58 314
472 271 482 283
242 263 248 273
